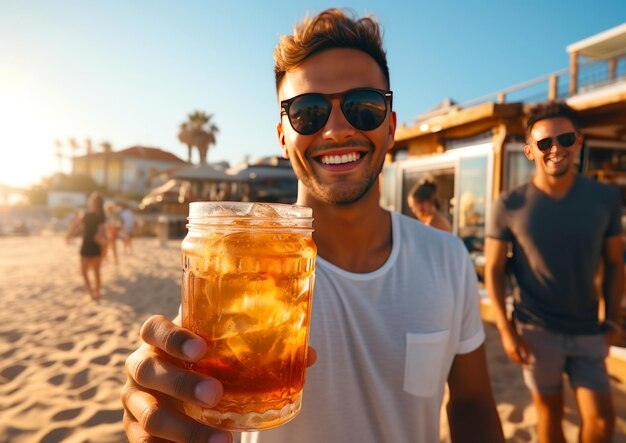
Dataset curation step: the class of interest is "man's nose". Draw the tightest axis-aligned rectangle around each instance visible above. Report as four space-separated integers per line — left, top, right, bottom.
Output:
322 101 355 140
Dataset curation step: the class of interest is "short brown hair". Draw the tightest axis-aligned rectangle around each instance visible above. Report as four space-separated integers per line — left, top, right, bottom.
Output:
525 102 580 141
409 180 440 209
274 8 390 91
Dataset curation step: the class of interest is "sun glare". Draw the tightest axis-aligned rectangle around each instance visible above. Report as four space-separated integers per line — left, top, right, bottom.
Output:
0 79 62 189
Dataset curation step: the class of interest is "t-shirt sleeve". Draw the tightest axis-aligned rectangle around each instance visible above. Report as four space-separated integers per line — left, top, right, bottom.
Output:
457 251 485 354
486 194 512 241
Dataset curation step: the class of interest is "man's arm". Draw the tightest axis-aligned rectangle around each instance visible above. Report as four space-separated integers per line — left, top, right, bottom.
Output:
602 235 625 344
446 345 504 443
484 237 529 364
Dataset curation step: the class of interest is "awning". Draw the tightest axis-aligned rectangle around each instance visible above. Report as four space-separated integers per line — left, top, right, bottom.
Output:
567 22 626 59
173 164 238 182
140 179 182 208
231 165 296 181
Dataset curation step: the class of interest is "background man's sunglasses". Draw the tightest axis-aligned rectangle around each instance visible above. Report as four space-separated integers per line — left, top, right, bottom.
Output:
536 132 578 151
281 88 393 135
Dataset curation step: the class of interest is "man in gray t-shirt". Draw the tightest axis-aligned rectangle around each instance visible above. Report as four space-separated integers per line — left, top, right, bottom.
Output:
485 102 624 443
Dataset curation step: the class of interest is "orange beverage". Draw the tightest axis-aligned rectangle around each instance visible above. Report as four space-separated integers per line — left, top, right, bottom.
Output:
181 202 316 431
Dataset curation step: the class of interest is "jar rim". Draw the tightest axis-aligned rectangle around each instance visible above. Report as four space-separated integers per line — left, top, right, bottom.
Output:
188 201 312 219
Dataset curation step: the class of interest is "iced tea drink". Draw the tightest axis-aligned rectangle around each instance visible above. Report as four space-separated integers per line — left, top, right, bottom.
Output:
181 202 316 431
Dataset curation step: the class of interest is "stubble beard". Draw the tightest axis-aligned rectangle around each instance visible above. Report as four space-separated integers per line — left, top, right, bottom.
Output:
294 161 383 206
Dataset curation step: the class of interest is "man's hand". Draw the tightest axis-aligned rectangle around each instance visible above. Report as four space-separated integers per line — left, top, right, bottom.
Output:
121 314 317 442
121 315 232 443
603 319 623 346
499 325 531 365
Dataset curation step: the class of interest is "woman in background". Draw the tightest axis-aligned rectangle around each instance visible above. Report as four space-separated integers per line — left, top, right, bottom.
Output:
407 180 452 232
66 192 106 301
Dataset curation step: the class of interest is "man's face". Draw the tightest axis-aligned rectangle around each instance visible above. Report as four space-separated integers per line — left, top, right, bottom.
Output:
524 117 582 178
277 48 396 205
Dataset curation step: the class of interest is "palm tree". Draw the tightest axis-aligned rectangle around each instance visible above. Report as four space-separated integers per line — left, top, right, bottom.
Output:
83 138 94 176
100 141 113 192
54 139 64 173
177 122 194 163
179 111 219 164
67 137 80 174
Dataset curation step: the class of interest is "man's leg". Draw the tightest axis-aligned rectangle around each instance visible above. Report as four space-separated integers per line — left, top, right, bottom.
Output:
574 387 614 443
530 390 566 443
568 333 614 443
518 323 567 443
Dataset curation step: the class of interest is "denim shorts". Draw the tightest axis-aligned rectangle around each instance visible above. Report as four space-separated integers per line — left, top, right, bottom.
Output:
517 322 610 393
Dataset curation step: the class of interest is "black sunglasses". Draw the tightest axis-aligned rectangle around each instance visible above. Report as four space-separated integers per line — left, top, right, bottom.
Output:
280 88 393 135
535 132 578 152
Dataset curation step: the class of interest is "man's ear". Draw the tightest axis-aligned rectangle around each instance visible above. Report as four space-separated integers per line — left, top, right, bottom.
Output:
277 122 288 158
386 111 397 153
523 144 534 160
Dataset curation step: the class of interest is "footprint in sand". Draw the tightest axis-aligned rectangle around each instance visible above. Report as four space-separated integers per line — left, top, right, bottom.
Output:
78 386 98 400
84 409 123 427
40 426 72 443
69 368 89 389
510 429 533 441
57 342 74 351
41 360 56 368
0 348 16 359
63 358 77 367
51 407 82 421
507 406 525 424
1 364 26 380
90 355 111 365
0 330 23 342
48 374 65 386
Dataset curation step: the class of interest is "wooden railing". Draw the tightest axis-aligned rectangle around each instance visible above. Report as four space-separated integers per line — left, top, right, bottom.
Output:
403 56 626 128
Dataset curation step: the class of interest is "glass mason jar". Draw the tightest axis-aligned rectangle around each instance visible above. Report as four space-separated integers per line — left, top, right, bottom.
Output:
181 201 316 431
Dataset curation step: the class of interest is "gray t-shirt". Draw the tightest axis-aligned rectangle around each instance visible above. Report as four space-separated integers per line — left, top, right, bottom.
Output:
487 175 622 334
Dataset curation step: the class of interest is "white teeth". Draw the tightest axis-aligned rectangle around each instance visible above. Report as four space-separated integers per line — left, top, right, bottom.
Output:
320 152 360 165
548 155 565 163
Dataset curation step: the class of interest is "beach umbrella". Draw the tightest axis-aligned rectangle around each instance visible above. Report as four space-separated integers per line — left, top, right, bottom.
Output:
173 164 238 182
139 179 182 208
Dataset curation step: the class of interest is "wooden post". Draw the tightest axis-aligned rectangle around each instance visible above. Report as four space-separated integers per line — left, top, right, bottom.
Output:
548 74 558 101
569 50 578 96
608 58 617 82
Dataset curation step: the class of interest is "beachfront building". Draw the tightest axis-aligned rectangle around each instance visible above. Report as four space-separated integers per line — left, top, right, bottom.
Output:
73 146 188 199
383 23 626 363
384 22 626 257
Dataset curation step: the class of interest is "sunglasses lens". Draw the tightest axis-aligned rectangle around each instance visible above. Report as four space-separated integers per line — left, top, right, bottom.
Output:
536 138 553 151
557 132 577 147
287 94 331 135
536 132 577 151
342 90 388 131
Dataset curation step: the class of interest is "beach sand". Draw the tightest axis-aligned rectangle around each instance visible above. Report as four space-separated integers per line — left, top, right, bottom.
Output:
0 234 624 442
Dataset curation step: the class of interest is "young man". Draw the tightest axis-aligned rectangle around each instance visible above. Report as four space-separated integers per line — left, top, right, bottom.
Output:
485 102 624 443
121 9 504 442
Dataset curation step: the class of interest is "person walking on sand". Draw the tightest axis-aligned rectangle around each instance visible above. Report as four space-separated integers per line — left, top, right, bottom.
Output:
407 179 452 232
119 202 135 253
485 102 624 443
103 201 120 265
66 192 107 301
120 8 504 443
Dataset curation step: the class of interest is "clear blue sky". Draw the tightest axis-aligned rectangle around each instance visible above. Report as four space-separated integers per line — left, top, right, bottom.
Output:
1 0 624 188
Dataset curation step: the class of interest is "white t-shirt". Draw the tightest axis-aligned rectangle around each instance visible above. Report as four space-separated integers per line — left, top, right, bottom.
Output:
120 208 134 232
247 211 485 443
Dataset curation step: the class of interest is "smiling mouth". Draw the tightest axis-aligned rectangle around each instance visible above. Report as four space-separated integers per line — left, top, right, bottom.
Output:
546 154 566 165
319 152 362 165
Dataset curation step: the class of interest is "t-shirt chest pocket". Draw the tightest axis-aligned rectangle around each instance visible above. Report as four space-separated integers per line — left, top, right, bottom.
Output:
403 330 450 397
